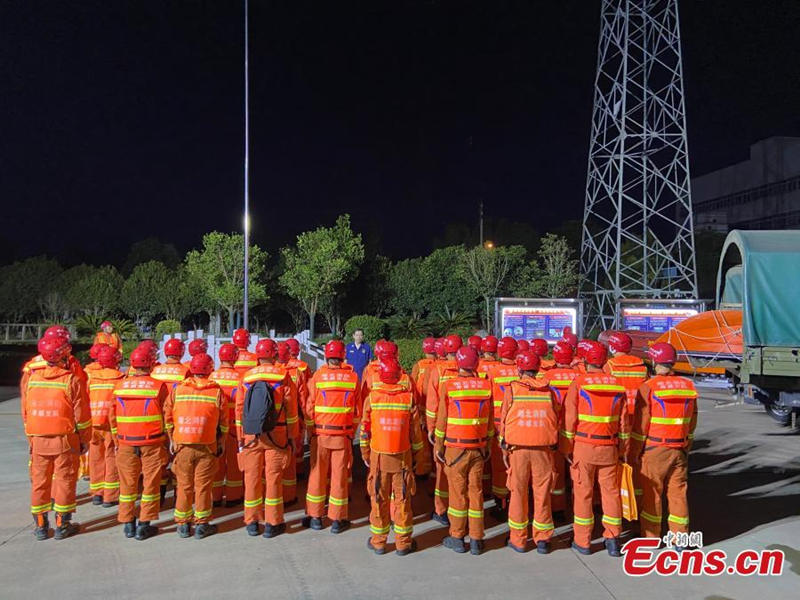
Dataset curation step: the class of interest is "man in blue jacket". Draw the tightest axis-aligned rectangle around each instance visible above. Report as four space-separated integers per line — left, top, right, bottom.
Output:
345 329 372 381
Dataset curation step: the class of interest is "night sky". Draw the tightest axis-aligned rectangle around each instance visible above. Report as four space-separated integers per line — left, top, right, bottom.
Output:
4 1 800 264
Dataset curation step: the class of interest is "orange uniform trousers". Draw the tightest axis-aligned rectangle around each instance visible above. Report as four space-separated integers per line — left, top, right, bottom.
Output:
173 444 217 524
433 460 449 516
490 437 509 503
241 437 291 525
212 434 243 503
116 443 164 523
89 429 119 503
306 436 352 521
367 453 416 551
30 435 80 517
552 453 567 513
639 446 689 538
570 441 622 547
281 444 299 504
507 448 555 547
444 447 486 540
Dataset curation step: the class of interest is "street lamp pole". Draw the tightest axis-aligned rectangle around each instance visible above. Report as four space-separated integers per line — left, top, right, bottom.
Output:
242 0 250 331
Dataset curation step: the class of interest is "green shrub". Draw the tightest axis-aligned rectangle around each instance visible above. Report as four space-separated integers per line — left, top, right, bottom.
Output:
111 318 138 340
72 314 104 338
343 315 386 344
155 319 182 341
396 338 424 373
429 312 474 337
385 314 435 339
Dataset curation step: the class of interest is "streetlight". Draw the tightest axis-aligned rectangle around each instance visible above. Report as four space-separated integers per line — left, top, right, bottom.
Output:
484 240 494 249
242 0 250 331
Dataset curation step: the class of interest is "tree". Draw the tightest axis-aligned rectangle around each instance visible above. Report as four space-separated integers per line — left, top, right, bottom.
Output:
122 238 180 275
536 233 579 297
279 214 365 339
119 261 173 325
65 265 124 317
421 246 477 318
388 257 427 317
0 256 62 322
184 232 268 334
461 245 527 331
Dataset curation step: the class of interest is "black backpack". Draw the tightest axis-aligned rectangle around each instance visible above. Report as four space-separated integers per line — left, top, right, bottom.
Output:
242 380 279 436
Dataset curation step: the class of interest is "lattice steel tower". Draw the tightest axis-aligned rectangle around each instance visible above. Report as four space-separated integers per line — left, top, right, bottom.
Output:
580 0 698 333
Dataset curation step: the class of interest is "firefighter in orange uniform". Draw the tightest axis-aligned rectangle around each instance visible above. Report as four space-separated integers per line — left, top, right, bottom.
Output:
434 346 493 555
152 338 190 385
81 343 107 480
286 337 312 483
631 343 698 546
276 341 304 505
109 347 168 540
361 358 425 555
165 353 227 539
209 343 244 507
603 331 648 501
87 345 124 507
23 336 91 540
560 341 628 556
485 336 520 517
426 335 462 525
477 335 499 379
531 338 554 371
238 339 299 537
184 338 208 369
410 337 437 476
94 320 122 351
467 335 482 353
501 349 559 553
543 341 580 516
84 343 107 374
21 326 87 401
303 340 360 533
232 328 258 376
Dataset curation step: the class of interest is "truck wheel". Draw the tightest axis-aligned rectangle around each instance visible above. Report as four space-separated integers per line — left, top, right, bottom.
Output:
764 402 792 426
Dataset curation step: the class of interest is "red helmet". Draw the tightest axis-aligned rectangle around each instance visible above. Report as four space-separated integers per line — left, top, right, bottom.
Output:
576 339 593 359
480 335 498 353
379 358 402 384
376 340 398 360
37 337 70 364
455 346 479 370
552 341 575 364
129 347 154 369
515 350 541 372
325 339 346 360
467 335 483 351
97 345 122 369
89 343 107 360
100 320 113 329
218 343 239 363
232 328 250 349
608 331 633 354
434 338 447 359
516 339 530 353
649 342 677 365
188 338 208 356
164 338 185 358
444 334 463 354
561 332 579 349
286 338 301 357
531 338 549 358
584 341 608 367
422 337 436 354
139 339 158 359
255 339 278 359
497 336 518 359
190 353 215 375
277 341 291 362
44 325 71 343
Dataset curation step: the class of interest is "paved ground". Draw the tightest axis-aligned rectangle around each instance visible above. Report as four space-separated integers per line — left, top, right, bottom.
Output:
1 386 798 599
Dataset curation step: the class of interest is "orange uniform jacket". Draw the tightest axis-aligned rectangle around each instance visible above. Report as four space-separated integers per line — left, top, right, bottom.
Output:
164 377 228 449
151 362 191 386
233 350 259 377
630 376 698 458
236 364 299 446
477 357 498 379
22 365 92 450
209 367 242 434
410 357 437 417
426 359 459 431
88 367 125 429
305 365 361 437
433 375 494 455
359 383 425 467
486 361 520 429
109 375 169 446
21 355 87 405
93 331 122 351
499 376 558 447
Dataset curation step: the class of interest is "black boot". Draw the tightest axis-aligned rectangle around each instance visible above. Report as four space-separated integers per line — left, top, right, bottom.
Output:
92 495 103 506
604 537 621 557
213 500 223 508
123 519 137 538
302 516 323 530
330 520 350 534
396 540 418 556
536 541 550 555
246 522 260 536
194 523 217 539
53 513 79 540
225 498 243 508
160 485 167 505
263 522 286 538
430 511 450 527
442 536 467 553
135 521 158 540
177 523 192 538
470 539 485 555
33 514 49 541
102 500 118 508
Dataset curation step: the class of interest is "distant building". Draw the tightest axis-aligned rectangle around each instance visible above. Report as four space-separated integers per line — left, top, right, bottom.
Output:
692 137 800 232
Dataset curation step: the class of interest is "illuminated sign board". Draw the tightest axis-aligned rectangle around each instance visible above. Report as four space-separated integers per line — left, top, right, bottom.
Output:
494 298 583 344
617 300 707 334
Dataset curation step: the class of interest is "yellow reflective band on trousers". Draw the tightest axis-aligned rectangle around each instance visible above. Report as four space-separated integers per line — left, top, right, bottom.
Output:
434 488 448 498
119 494 138 503
508 518 529 530
573 515 595 526
467 509 483 519
53 503 76 513
244 498 263 508
668 514 689 525
141 494 160 503
533 519 554 531
306 492 326 504
264 497 283 506
31 502 52 514
328 496 348 506
393 524 413 535
370 524 391 535
602 514 622 526
640 510 661 523
174 508 194 519
195 508 212 519
447 507 468 518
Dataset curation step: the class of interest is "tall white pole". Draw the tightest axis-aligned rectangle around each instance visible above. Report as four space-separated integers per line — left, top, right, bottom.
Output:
242 0 250 331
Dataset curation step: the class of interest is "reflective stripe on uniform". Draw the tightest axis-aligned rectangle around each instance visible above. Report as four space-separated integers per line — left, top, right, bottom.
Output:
305 492 326 504
649 416 691 425
640 511 661 523
264 497 283 506
468 509 483 519
448 389 491 398
508 518 529 530
244 498 263 508
370 524 391 535
602 514 622 526
314 406 353 414
447 507 468 518
393 524 413 535
573 515 595 526
578 414 619 423
668 514 689 525
315 381 357 391
328 496 348 506
533 519 554 531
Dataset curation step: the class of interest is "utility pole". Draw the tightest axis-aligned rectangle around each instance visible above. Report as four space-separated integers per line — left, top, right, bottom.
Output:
479 200 484 246
242 0 250 331
579 0 698 332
